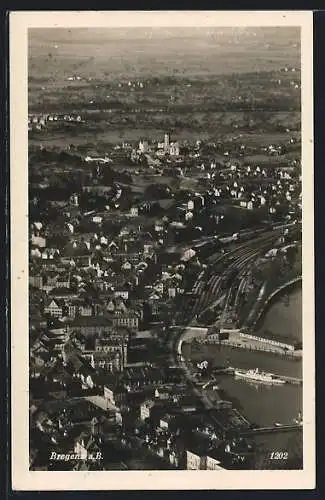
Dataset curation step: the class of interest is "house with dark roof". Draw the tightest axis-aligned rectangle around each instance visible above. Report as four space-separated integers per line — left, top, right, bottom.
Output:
205 451 225 470
74 432 103 461
43 299 65 319
29 273 43 289
68 316 114 336
159 413 175 431
140 399 155 421
48 287 78 301
112 310 140 329
84 350 123 373
56 274 71 289
185 448 205 470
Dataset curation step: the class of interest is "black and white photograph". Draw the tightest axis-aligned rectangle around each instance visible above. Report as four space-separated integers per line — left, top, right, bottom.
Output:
10 11 315 490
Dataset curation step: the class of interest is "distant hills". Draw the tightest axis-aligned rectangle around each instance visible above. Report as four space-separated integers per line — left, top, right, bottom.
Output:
28 26 300 80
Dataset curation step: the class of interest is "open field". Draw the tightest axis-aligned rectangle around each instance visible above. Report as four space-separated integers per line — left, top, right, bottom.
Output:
29 27 300 149
28 114 301 150
29 27 300 82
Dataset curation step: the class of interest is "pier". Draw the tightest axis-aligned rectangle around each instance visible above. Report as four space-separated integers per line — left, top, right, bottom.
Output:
212 366 235 375
218 339 301 359
279 375 302 385
238 423 302 437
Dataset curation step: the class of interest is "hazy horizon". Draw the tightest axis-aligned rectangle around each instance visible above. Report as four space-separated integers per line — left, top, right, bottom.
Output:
29 26 300 80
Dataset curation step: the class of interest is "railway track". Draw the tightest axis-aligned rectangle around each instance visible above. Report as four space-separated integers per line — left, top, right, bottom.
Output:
191 228 297 320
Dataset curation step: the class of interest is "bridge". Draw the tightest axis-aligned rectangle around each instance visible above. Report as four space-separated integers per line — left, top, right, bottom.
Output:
238 423 302 436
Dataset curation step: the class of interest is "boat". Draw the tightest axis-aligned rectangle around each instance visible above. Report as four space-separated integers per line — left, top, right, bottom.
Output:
234 368 286 385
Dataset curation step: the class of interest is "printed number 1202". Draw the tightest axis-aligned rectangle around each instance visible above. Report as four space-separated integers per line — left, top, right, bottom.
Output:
270 451 288 460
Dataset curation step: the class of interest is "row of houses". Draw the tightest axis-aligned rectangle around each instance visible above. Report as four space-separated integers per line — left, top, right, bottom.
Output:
28 114 83 125
135 394 250 469
43 299 141 330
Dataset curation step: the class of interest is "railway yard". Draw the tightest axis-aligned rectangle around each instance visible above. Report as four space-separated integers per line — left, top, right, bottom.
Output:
177 223 301 330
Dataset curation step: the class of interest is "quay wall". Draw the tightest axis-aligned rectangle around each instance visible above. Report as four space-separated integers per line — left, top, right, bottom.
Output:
217 339 301 359
238 332 295 351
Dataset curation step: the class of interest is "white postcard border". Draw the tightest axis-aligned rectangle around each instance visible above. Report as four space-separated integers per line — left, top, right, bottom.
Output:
10 10 315 490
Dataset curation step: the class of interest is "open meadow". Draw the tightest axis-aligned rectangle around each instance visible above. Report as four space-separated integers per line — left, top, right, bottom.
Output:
29 27 301 149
